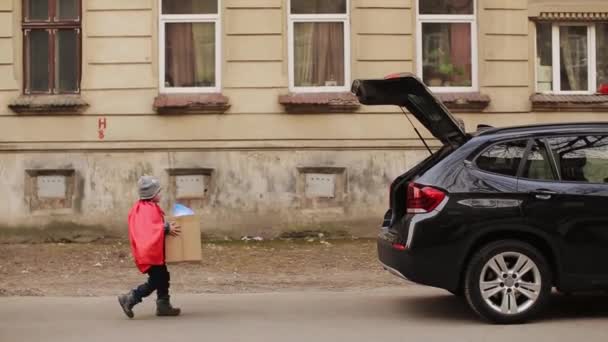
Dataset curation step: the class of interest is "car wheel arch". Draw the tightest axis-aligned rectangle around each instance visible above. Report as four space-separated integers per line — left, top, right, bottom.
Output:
456 228 561 294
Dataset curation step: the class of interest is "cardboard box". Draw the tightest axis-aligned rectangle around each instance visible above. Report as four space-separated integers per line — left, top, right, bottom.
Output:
165 215 202 263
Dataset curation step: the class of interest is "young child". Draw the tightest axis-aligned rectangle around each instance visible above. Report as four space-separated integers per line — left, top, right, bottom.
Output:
118 175 182 318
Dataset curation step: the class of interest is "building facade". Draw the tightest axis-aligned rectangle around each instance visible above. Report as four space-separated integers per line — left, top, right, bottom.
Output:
0 0 607 238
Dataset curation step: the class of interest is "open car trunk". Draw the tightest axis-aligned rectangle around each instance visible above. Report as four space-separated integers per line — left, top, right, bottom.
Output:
351 73 467 147
351 73 467 228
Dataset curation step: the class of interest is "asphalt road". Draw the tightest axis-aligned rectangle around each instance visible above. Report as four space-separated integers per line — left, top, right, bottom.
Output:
1 286 608 342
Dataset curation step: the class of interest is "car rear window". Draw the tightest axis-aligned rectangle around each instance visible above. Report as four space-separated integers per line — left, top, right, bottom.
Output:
476 140 527 177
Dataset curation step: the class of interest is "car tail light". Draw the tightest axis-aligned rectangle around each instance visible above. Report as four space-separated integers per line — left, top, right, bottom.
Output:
406 183 446 214
392 243 407 251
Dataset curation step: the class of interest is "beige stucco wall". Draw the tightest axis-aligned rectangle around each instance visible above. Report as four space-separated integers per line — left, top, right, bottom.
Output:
1 0 605 142
0 0 607 236
0 0 18 104
2 0 604 127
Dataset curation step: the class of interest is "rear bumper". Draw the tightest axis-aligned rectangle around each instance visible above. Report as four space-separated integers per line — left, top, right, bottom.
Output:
377 230 460 292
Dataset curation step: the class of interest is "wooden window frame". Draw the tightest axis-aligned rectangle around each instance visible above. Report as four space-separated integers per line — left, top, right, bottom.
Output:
22 0 82 95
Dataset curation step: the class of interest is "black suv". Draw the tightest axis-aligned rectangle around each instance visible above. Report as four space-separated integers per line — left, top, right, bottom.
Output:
352 74 608 324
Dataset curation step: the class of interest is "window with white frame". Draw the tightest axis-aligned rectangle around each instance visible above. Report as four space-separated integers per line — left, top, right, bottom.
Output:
288 0 350 92
159 0 221 93
417 0 477 92
536 23 608 94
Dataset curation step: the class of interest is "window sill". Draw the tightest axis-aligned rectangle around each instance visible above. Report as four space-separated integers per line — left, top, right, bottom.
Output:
531 94 608 112
435 93 491 113
9 95 88 114
153 93 230 114
279 92 360 114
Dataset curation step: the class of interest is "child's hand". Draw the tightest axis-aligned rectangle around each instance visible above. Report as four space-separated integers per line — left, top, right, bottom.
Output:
168 222 181 237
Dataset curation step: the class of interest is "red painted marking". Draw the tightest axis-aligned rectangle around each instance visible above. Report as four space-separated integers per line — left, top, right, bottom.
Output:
98 117 107 130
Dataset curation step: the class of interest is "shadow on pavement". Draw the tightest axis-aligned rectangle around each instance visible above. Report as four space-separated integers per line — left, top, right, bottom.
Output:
541 293 608 322
395 291 608 323
395 292 479 323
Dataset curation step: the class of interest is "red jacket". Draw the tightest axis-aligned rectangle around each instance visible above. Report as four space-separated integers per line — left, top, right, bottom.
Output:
128 201 166 273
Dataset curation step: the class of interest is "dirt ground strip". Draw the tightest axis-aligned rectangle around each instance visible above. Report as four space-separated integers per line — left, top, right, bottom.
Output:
0 239 409 297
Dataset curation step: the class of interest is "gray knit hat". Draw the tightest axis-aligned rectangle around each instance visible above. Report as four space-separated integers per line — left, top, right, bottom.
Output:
138 175 161 200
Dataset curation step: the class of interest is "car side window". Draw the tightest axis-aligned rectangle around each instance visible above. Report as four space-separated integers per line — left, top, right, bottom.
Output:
547 135 608 183
476 140 527 177
520 140 557 181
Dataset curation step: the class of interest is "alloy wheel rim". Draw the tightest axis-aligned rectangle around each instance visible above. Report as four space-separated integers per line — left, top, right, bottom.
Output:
479 252 542 315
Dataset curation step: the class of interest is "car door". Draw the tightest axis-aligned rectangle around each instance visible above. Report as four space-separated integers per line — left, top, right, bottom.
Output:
515 137 567 249
518 135 608 283
545 135 608 281
464 139 529 227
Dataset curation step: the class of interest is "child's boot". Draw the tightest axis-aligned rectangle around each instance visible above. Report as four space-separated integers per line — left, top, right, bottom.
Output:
118 290 140 318
156 296 181 316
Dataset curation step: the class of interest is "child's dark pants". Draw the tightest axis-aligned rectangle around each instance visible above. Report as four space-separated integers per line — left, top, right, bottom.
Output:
133 265 171 301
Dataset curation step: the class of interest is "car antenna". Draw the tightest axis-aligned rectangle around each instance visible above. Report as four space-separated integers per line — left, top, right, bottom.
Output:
400 106 433 156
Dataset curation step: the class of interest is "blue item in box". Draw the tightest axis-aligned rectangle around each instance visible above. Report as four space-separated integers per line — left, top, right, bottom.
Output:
173 203 194 217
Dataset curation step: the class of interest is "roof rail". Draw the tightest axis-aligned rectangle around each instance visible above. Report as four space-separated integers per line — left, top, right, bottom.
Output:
477 122 608 136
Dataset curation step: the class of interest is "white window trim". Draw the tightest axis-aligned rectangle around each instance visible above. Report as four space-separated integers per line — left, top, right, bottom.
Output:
416 0 478 93
158 0 222 94
536 22 598 95
287 1 351 93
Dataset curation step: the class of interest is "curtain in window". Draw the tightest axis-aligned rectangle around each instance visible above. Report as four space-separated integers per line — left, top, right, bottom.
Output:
294 23 314 86
559 26 588 91
597 24 608 90
294 22 344 87
164 0 215 88
165 23 215 88
166 24 195 87
449 23 471 85
193 24 215 86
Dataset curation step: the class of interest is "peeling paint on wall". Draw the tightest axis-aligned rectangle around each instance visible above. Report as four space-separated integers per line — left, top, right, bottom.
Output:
0 150 424 238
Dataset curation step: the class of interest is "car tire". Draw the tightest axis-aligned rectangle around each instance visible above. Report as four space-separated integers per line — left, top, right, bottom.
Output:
464 240 552 324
